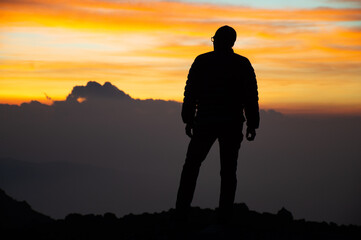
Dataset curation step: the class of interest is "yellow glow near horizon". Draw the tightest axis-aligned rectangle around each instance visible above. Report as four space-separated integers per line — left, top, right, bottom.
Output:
0 0 361 114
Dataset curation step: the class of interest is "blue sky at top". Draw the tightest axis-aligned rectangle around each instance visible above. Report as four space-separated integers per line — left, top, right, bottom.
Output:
175 0 361 9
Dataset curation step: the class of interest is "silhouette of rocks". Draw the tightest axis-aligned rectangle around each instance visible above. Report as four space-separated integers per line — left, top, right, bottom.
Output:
1 188 360 239
277 207 293 222
0 188 53 229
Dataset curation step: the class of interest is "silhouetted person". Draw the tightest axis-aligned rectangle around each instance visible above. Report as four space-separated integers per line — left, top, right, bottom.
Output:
175 25 260 224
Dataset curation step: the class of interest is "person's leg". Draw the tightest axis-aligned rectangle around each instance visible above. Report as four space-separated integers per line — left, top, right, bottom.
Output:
217 123 243 223
175 125 216 220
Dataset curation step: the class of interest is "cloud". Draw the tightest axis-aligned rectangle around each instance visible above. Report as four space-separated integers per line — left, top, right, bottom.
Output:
0 81 360 225
65 81 131 102
44 92 52 101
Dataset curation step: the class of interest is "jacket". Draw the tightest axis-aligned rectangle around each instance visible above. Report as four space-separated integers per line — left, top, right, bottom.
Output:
181 49 260 129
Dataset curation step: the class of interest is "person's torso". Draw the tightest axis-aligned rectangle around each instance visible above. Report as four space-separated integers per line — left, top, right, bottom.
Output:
193 51 250 124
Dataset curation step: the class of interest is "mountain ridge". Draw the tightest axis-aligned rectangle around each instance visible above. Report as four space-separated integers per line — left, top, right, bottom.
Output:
1 187 360 239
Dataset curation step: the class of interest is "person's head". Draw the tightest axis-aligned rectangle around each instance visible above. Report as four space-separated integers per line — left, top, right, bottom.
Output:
211 25 237 51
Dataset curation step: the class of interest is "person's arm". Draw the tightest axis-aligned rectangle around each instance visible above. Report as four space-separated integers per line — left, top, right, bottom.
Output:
243 58 259 141
182 57 200 137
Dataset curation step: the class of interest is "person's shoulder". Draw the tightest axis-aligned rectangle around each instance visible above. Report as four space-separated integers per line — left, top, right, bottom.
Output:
195 51 215 61
233 53 251 63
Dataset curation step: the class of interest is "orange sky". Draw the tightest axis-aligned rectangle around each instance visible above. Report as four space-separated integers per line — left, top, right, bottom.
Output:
1 0 361 114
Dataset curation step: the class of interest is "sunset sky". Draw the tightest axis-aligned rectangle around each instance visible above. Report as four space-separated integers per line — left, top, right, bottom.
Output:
1 0 360 114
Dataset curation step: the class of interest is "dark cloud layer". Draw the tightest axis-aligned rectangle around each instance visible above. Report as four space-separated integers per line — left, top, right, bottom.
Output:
66 81 131 102
0 81 360 225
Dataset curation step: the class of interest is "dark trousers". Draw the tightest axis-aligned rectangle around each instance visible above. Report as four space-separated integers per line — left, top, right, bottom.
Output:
175 122 244 222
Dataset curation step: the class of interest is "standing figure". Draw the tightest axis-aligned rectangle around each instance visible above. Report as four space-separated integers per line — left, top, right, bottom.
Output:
175 25 260 224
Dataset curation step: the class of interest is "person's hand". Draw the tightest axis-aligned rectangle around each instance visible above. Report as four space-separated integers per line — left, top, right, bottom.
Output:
185 123 193 138
246 127 256 141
